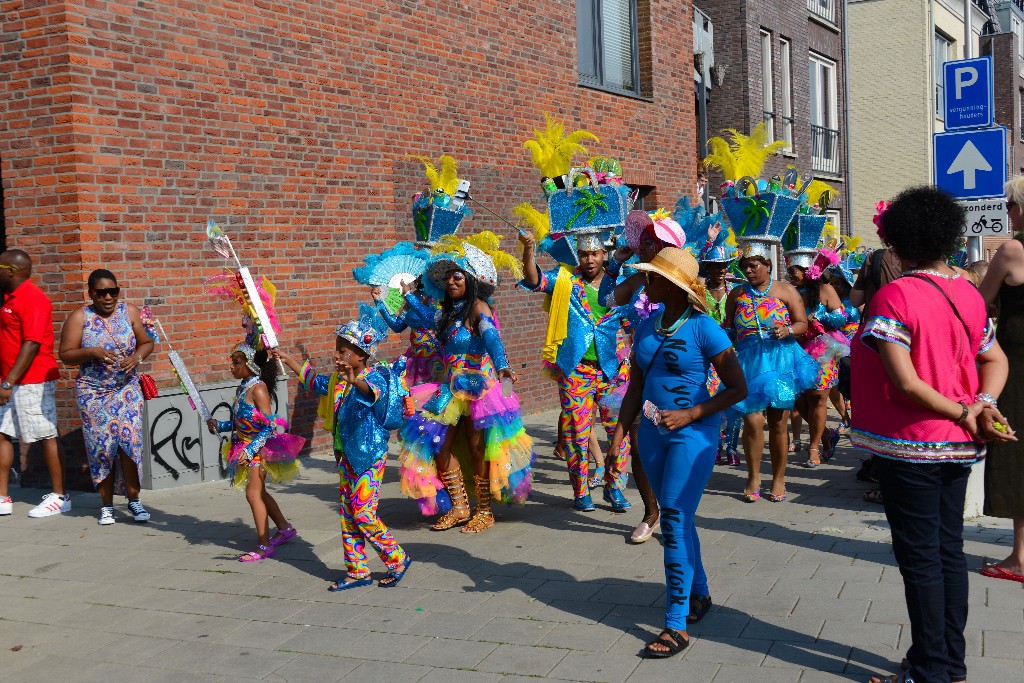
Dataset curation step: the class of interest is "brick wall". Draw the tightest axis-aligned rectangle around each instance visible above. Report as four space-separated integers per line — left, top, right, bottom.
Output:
699 0 849 229
1 0 697 484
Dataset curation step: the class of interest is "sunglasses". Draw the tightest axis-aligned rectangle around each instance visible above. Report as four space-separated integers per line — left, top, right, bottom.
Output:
1008 200 1018 209
92 287 121 299
446 271 466 283
0 264 20 272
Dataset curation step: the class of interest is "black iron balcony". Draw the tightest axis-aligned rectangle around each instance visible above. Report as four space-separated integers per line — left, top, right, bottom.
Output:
811 124 841 176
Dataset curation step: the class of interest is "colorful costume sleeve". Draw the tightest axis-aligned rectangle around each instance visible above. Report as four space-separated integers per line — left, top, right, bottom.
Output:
299 360 332 396
597 267 619 304
518 267 558 295
861 286 912 352
216 420 232 433
980 319 996 355
349 369 383 407
376 301 408 333
816 304 848 330
697 239 716 261
244 416 276 459
478 314 510 371
403 292 437 330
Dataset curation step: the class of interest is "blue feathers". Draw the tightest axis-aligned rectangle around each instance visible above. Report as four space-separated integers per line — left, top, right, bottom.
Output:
674 196 726 248
352 242 444 301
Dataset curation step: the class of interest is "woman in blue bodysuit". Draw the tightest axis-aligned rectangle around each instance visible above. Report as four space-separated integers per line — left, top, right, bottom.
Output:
609 248 747 658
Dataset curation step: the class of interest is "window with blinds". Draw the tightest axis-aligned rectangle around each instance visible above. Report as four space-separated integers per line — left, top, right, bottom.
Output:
577 0 641 96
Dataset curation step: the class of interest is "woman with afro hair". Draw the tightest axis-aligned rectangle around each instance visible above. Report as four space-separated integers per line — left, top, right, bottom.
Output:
850 186 1014 683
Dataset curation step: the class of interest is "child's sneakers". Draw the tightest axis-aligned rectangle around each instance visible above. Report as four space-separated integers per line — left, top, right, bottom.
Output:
127 500 150 522
27 493 71 518
0 495 12 516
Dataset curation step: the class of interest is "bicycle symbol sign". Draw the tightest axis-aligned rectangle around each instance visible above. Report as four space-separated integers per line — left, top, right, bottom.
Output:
959 199 1007 237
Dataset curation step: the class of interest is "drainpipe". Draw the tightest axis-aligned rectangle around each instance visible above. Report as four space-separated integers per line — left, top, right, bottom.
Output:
842 0 853 235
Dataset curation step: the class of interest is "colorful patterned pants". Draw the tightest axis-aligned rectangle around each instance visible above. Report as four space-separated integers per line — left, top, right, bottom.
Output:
339 459 405 579
558 362 631 497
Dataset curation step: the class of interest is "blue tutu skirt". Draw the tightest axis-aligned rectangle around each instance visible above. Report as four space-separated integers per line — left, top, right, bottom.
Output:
729 335 819 415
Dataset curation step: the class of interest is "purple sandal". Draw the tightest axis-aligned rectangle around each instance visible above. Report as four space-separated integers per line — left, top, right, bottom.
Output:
238 544 275 563
269 524 297 548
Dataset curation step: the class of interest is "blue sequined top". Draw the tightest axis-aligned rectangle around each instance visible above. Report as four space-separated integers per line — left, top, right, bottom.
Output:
402 296 510 371
299 361 391 474
521 266 627 380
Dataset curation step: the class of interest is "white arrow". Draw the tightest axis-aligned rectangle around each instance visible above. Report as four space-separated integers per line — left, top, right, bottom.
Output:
946 140 992 190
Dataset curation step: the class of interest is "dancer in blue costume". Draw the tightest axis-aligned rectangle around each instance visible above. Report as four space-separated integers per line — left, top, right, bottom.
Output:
609 247 747 658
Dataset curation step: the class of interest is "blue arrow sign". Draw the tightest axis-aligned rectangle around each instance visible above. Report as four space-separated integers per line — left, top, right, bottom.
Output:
933 127 1006 200
943 57 993 130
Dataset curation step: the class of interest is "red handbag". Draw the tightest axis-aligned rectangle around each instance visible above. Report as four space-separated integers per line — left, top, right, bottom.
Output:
139 373 158 400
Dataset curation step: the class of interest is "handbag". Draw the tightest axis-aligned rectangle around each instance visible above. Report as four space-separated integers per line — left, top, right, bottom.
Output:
139 373 158 401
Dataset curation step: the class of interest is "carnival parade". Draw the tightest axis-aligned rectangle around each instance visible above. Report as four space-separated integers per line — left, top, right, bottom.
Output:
2 105 1021 683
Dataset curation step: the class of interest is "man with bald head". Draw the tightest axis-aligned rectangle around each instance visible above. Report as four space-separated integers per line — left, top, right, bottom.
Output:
0 249 68 518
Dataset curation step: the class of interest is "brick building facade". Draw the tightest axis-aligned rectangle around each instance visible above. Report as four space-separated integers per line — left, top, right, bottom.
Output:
697 0 850 231
1 1 697 487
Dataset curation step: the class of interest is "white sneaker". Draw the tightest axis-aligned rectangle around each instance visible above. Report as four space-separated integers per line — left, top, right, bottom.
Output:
0 495 12 515
27 493 71 518
127 500 150 522
98 506 115 526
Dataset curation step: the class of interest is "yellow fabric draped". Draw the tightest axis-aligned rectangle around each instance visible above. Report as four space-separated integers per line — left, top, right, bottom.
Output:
542 266 573 364
316 372 340 433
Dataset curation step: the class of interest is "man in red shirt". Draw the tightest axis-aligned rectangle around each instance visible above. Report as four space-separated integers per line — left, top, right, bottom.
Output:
0 249 68 518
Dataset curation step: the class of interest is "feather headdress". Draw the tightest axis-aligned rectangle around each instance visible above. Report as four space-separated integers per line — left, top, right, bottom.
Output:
704 123 787 184
523 114 599 179
431 231 523 282
411 154 461 197
513 202 551 243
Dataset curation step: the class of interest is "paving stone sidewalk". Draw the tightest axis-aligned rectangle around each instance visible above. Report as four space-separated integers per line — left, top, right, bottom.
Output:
0 409 1020 682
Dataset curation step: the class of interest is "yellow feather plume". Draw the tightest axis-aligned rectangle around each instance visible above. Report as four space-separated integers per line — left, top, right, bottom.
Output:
822 221 841 248
523 113 599 179
842 235 862 253
792 173 837 210
703 123 787 183
724 229 738 248
513 202 550 242
431 231 524 281
411 154 461 196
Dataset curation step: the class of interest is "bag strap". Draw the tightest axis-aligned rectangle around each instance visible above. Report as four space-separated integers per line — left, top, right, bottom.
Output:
870 249 884 291
903 274 972 352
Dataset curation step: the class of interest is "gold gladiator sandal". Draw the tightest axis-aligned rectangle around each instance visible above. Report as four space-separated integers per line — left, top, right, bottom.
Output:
431 469 471 531
461 475 495 533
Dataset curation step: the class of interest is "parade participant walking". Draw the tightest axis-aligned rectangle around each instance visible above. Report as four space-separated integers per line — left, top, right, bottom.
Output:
600 208 688 540
398 232 533 533
0 249 68 518
977 175 1024 584
852 186 1013 683
608 247 746 657
786 250 848 468
520 228 632 512
206 341 303 562
58 270 155 525
723 248 816 502
276 305 410 590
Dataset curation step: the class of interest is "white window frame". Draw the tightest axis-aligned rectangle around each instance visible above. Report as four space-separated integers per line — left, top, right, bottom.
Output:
761 30 775 142
1014 17 1024 61
809 52 838 130
779 37 793 150
934 31 953 121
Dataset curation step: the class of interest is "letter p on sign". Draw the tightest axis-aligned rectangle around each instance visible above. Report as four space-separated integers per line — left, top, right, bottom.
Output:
954 67 978 99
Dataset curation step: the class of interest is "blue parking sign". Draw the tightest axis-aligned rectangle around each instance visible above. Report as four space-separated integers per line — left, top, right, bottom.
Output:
933 127 1007 200
943 57 993 130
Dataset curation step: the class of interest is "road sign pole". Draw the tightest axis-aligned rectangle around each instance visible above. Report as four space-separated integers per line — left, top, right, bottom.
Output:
967 235 983 263
964 0 972 59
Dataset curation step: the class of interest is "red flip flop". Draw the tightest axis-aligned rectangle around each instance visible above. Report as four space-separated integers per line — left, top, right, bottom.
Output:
980 564 1024 583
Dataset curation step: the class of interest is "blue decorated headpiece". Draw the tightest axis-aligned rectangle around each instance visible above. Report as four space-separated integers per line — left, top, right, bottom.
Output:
721 175 802 261
413 193 471 247
547 167 631 249
352 241 444 301
782 211 828 269
335 303 390 357
676 196 736 263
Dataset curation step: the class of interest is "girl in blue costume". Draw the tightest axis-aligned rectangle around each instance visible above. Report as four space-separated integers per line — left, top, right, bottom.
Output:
608 247 747 658
398 233 534 533
724 247 819 502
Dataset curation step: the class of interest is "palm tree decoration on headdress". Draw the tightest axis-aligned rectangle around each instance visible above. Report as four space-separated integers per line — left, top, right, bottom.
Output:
704 122 787 188
524 114 599 179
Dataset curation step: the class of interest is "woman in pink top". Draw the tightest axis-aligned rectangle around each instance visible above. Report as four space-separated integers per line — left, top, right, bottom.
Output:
851 187 1013 683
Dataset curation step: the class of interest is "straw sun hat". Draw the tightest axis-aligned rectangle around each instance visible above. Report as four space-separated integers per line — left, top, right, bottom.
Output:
630 247 709 314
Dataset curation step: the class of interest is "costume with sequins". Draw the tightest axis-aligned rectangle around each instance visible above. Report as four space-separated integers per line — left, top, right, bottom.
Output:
798 296 851 391
213 376 303 488
299 361 406 578
728 283 819 415
376 297 441 387
522 267 632 497
398 295 534 512
839 297 861 340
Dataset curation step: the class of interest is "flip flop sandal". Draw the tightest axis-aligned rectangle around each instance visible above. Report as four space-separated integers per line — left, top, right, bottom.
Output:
378 557 412 588
741 491 761 503
327 576 373 592
980 564 1024 583
268 524 297 548
643 628 689 658
765 491 787 503
238 544 275 563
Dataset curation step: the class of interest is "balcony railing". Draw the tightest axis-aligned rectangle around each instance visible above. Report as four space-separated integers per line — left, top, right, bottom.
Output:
807 0 836 23
811 124 841 176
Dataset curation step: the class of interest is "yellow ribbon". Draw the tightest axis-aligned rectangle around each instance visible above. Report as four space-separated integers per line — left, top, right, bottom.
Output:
542 265 573 364
317 372 341 433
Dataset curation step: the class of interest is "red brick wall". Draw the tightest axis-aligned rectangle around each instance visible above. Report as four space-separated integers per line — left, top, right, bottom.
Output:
1 0 696 476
